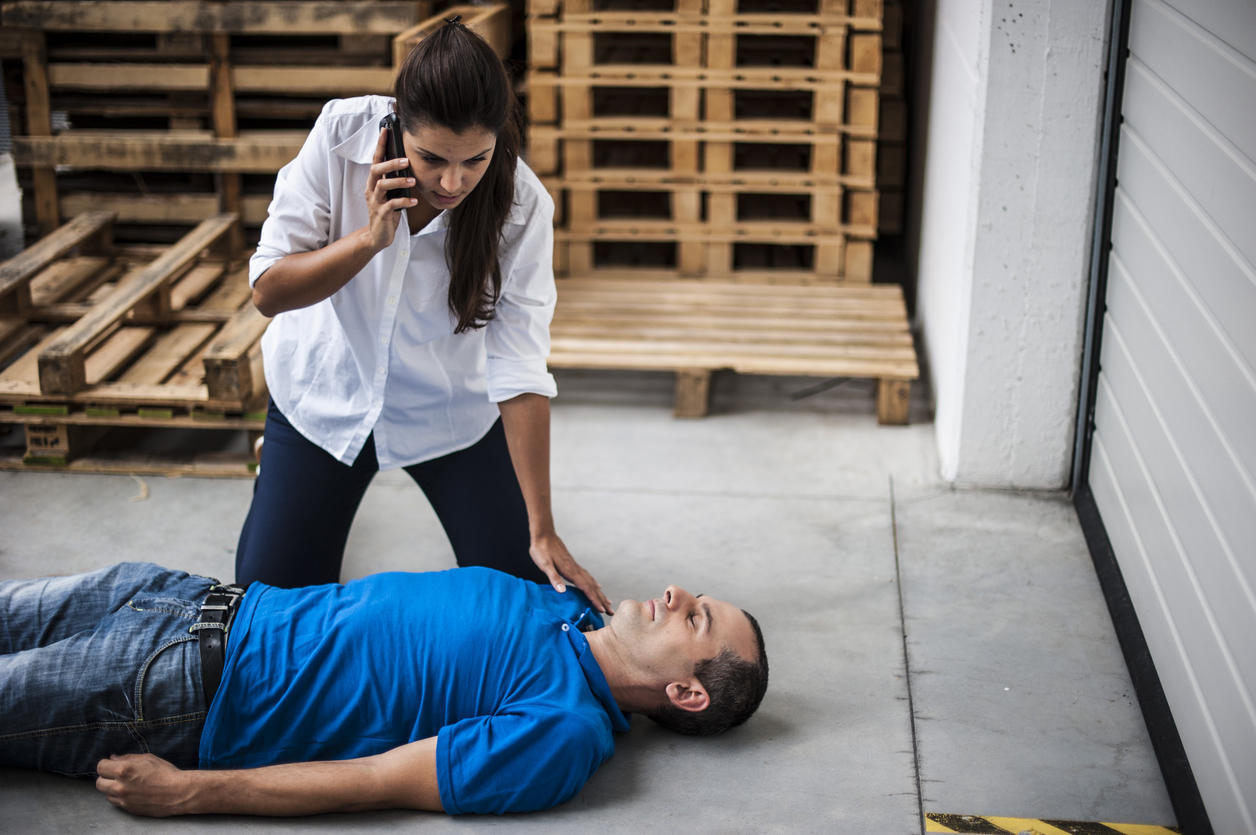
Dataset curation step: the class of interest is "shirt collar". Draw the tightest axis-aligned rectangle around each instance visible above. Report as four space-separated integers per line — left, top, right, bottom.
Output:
564 618 631 733
331 109 386 166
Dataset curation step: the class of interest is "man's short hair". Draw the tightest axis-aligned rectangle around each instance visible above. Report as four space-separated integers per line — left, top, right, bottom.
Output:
646 609 768 736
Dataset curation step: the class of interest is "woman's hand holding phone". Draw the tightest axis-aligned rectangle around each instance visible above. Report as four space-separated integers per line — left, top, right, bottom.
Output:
364 118 418 252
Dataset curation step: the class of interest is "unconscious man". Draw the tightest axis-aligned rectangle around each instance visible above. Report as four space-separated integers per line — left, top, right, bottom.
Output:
0 562 768 817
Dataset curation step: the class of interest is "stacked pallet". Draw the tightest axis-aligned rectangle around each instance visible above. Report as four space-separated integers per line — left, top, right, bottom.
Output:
1 1 510 240
0 211 270 475
527 0 884 282
527 0 918 423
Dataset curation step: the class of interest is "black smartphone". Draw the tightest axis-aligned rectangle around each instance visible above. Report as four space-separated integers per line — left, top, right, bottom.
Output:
378 112 413 206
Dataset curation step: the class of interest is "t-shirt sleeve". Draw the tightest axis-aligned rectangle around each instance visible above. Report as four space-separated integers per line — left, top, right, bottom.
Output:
436 708 612 814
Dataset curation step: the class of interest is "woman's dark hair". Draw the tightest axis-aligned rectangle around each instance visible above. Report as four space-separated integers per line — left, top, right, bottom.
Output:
394 19 521 333
646 609 769 737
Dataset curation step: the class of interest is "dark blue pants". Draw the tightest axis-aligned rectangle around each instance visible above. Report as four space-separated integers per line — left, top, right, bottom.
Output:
234 400 545 588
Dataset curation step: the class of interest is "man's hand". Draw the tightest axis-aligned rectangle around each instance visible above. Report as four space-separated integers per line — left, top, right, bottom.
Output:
96 753 194 817
531 531 614 614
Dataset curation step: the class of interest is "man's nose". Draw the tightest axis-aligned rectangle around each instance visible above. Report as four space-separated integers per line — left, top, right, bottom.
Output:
664 585 694 609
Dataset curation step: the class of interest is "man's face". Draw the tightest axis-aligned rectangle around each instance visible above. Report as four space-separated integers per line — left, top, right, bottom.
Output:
608 585 759 685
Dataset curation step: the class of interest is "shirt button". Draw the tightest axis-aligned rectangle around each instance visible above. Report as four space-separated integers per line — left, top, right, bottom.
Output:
561 624 570 632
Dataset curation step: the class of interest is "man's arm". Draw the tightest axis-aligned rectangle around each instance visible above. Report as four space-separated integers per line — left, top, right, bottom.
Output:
95 737 442 817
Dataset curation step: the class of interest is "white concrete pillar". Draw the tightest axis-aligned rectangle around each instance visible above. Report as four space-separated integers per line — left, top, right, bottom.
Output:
913 0 1110 487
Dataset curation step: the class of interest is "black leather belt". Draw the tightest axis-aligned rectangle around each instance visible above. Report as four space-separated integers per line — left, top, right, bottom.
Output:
191 584 245 706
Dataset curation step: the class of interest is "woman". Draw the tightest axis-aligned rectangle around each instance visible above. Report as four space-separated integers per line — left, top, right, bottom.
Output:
236 19 610 612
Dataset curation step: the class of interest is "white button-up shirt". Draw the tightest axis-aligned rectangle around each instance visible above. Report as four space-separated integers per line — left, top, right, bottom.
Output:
251 96 558 469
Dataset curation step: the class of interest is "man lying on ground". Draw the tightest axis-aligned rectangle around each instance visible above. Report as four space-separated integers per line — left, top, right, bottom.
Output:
0 562 768 817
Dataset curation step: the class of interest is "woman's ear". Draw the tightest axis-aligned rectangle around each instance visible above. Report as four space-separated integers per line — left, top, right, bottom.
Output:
665 680 710 714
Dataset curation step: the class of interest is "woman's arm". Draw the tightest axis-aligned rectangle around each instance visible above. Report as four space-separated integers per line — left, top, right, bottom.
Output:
498 393 613 614
252 128 419 317
94 738 442 817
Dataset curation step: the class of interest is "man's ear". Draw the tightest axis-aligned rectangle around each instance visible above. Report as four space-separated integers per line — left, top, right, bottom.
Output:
665 680 710 713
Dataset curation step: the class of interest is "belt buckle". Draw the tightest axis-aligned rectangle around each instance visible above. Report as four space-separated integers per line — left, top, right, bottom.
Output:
196 584 245 633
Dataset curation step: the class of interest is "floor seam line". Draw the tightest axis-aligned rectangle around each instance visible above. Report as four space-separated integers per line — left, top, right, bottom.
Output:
890 474 926 835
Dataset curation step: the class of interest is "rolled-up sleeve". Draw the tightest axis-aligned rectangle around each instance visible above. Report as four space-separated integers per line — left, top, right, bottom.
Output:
485 196 558 403
248 104 337 287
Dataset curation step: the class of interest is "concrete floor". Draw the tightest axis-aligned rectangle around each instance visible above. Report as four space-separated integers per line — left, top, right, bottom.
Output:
0 370 1178 833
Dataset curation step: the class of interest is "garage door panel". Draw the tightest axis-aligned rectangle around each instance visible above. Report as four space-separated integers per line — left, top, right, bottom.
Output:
1120 59 1256 268
1109 195 1256 473
1114 129 1256 372
1159 0 1256 63
1130 0 1256 161
1089 431 1255 835
1097 309 1256 688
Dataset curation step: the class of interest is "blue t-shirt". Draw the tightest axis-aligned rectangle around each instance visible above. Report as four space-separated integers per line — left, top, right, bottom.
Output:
198 567 631 814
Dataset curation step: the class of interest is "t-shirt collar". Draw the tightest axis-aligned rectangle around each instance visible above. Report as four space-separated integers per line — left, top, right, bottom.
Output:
564 619 631 733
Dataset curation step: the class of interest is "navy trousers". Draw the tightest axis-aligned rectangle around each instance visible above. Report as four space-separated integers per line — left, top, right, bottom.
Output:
234 400 546 588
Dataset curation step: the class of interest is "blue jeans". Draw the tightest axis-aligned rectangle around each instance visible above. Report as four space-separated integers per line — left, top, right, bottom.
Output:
0 562 213 776
234 399 544 588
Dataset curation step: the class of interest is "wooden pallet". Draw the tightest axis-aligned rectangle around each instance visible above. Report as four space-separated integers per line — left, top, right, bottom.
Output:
0 213 268 401
3 2 512 237
526 0 883 282
0 211 272 472
547 276 917 423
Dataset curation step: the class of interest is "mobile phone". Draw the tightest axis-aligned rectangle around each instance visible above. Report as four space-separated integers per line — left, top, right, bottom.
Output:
378 112 413 206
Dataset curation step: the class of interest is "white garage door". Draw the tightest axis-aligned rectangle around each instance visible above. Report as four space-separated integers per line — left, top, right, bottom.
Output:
1086 0 1255 831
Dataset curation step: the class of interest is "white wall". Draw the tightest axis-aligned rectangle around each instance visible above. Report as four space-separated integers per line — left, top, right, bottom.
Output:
914 0 1109 487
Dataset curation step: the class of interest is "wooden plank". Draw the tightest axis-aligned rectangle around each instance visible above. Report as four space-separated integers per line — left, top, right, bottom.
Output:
232 66 393 95
20 31 59 235
552 321 911 345
1 2 424 34
13 132 304 173
36 214 237 395
170 263 227 310
84 325 156 384
554 276 905 300
530 13 880 36
197 267 253 313
202 304 269 400
29 256 116 306
526 66 881 91
118 323 217 384
0 212 115 315
555 222 877 244
546 348 917 379
60 192 272 226
548 336 916 364
48 63 209 91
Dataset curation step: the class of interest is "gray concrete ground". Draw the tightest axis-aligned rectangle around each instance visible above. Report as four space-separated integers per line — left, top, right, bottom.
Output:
0 370 1177 833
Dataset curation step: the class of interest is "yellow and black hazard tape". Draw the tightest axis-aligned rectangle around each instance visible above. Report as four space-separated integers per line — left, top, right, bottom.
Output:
925 812 1179 834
